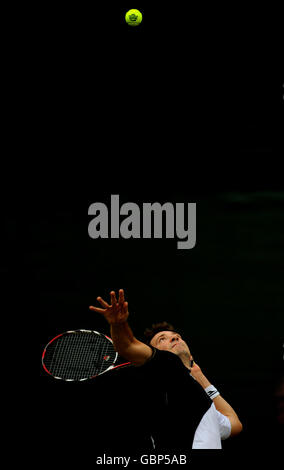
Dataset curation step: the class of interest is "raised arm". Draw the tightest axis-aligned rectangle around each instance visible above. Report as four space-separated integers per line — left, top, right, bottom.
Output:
89 289 152 366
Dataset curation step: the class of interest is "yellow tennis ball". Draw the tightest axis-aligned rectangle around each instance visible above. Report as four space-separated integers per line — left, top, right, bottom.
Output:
125 9 143 26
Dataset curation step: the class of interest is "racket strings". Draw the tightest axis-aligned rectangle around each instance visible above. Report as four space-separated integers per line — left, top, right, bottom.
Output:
44 331 117 380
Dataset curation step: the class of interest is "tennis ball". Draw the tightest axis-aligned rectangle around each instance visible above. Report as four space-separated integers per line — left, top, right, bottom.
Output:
125 9 143 26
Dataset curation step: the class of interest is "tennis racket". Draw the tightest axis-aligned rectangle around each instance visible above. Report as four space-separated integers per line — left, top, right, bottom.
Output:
42 329 131 381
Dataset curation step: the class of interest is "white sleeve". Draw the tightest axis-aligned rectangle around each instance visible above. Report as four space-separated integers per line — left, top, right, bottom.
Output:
214 406 231 440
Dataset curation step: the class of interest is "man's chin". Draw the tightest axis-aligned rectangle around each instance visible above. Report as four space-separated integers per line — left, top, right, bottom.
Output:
171 346 186 355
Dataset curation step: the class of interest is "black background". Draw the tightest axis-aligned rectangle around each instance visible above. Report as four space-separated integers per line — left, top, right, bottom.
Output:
5 4 284 468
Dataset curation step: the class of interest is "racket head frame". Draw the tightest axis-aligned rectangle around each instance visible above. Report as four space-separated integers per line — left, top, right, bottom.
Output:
42 329 120 382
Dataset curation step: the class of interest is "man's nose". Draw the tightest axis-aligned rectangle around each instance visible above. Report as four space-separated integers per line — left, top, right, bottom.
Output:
171 335 179 343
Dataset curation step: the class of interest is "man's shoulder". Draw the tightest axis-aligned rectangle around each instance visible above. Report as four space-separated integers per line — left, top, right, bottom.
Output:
140 347 187 375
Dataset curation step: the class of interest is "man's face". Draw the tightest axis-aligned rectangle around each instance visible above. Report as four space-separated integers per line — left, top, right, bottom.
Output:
150 330 191 358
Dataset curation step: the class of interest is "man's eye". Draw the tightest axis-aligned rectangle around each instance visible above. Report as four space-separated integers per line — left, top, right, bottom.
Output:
159 337 165 342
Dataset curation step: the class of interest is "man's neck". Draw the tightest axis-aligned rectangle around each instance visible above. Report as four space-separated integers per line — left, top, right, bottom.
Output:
178 353 191 370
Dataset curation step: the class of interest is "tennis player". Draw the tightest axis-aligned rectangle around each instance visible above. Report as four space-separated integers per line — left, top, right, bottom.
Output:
90 289 243 450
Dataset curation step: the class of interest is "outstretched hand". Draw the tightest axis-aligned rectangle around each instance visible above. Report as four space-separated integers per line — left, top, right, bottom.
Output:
89 289 129 325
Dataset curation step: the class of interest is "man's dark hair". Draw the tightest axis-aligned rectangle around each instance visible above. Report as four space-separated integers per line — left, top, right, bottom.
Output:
144 321 177 345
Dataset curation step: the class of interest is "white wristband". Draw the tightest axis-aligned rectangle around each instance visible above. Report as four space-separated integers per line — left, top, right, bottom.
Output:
205 385 220 400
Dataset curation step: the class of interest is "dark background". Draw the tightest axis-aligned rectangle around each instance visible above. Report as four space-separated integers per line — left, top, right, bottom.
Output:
6 4 283 468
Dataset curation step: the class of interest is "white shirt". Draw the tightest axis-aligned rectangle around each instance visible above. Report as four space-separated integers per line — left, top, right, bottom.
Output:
192 403 231 449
